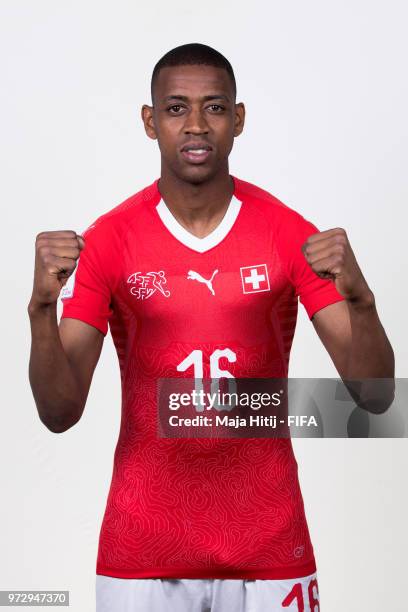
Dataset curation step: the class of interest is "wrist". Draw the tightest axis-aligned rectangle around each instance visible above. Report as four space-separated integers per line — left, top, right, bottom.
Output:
27 298 57 318
346 288 376 312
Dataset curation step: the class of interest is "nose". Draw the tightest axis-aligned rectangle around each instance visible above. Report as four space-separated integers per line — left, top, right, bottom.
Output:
183 108 209 135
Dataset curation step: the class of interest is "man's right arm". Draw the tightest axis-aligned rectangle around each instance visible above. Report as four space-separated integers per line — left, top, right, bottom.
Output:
27 230 104 433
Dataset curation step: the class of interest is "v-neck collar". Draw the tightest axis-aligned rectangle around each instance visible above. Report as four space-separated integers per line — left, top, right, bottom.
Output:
155 179 243 254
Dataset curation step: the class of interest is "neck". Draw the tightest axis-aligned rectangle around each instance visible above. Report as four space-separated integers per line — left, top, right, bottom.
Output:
157 165 234 225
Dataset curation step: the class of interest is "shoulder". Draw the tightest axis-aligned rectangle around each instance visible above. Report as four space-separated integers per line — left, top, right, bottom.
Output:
81 179 159 243
233 176 317 235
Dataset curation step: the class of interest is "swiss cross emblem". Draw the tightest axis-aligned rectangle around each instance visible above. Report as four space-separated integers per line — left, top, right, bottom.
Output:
240 264 270 294
127 271 171 300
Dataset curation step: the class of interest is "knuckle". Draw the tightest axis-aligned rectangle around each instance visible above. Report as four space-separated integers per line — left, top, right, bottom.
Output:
35 235 48 247
334 234 347 246
38 245 50 256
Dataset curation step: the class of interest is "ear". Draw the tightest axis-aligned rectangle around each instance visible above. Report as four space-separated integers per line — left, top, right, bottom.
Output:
233 102 245 137
141 104 157 140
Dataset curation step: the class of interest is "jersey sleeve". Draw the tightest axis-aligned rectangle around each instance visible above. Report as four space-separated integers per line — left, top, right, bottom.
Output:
60 222 113 336
277 212 345 319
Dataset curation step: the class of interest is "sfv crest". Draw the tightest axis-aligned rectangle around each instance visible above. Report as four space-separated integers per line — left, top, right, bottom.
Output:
127 271 170 300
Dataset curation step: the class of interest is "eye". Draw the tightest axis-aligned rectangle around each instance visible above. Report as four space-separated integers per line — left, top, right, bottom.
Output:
167 105 185 114
207 104 225 112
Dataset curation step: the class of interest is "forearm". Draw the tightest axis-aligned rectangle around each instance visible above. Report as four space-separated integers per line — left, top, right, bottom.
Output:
27 302 84 432
346 291 394 379
344 291 395 413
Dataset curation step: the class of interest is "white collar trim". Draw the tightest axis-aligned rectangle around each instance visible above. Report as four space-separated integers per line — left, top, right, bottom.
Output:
156 195 242 253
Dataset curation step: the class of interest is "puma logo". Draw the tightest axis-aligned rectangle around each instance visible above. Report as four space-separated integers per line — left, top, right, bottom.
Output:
187 269 219 296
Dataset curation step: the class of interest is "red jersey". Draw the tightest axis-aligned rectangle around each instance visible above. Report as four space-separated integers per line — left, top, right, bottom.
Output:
61 176 344 580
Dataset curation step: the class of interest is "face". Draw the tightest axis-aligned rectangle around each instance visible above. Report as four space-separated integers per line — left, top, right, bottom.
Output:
141 64 245 184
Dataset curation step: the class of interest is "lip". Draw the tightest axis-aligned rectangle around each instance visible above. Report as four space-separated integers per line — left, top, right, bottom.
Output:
181 149 212 164
180 142 213 164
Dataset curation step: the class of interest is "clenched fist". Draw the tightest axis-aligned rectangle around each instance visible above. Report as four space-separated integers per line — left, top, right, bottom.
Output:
29 230 85 309
301 227 373 303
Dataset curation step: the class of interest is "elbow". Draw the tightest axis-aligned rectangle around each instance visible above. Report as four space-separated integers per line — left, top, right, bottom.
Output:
356 395 394 415
38 405 82 434
42 419 78 434
347 378 396 415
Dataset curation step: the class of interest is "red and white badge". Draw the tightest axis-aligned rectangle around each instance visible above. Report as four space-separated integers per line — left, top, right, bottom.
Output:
240 264 270 294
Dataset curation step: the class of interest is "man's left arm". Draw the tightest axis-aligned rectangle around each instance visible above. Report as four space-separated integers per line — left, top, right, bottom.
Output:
302 228 395 410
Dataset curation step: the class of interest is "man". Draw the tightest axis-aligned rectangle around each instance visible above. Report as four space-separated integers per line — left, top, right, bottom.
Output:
28 43 394 611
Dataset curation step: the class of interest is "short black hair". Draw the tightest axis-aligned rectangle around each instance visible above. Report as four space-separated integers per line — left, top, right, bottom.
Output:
151 43 237 103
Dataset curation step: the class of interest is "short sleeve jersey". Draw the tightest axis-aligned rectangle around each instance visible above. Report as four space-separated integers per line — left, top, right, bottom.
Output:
61 176 344 580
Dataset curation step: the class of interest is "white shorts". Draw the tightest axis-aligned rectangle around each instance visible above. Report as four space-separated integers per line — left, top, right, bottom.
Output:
95 572 320 611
